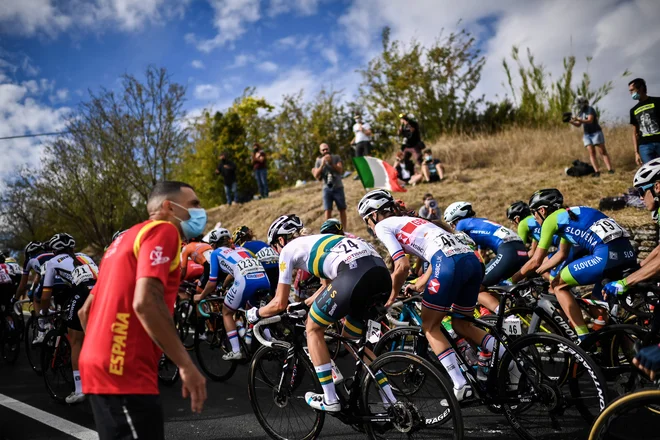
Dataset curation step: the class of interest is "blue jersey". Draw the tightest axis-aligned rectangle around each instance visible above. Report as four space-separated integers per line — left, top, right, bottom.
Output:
241 240 278 270
538 206 630 254
518 215 560 247
455 217 522 252
209 246 268 284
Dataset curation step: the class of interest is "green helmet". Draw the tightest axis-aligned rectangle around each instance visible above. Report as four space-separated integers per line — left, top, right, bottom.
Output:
320 218 343 235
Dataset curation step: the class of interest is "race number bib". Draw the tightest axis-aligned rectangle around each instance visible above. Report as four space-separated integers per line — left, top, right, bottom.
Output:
256 247 279 265
331 238 371 264
71 264 96 286
494 227 522 243
589 218 630 244
432 233 472 257
39 263 48 276
0 271 10 284
202 249 213 264
236 258 262 276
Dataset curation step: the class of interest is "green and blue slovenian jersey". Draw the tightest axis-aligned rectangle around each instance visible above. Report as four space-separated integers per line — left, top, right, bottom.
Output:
537 207 629 254
518 215 560 247
455 217 522 252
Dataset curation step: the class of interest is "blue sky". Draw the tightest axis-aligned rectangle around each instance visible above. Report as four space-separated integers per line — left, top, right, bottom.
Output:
1 0 659 177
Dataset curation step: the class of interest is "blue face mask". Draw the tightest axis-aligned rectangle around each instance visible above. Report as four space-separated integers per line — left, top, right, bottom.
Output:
632 92 640 100
171 202 208 239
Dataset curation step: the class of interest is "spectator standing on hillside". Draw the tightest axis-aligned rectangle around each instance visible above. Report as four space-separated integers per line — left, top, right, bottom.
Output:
630 78 660 165
215 152 238 205
252 143 269 199
398 114 424 164
418 193 441 220
421 148 445 182
312 143 347 228
394 151 423 186
569 96 614 177
352 114 373 179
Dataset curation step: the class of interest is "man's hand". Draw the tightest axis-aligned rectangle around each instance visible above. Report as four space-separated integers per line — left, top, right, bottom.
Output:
214 169 220 174
179 363 207 413
633 344 660 380
247 307 260 324
324 154 332 164
602 279 628 300
636 152 643 166
193 293 203 303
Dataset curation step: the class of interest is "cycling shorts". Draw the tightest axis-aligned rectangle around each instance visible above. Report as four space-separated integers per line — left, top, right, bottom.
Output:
422 251 484 314
482 241 528 287
65 286 92 331
560 238 637 299
0 283 14 309
309 257 391 330
223 273 270 311
549 246 588 279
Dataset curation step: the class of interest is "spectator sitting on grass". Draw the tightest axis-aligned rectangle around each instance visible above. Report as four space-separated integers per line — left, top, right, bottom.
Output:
394 151 423 187
418 193 441 220
421 149 445 182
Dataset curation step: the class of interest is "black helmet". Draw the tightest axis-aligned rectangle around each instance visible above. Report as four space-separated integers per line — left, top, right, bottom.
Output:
232 226 252 246
506 201 531 221
529 189 564 212
48 233 76 252
25 241 45 256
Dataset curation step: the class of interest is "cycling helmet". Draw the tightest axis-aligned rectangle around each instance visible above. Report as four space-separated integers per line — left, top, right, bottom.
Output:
25 241 44 256
633 158 660 188
320 218 343 235
267 215 304 245
233 225 252 246
443 202 474 224
48 233 75 252
529 189 564 211
506 201 531 221
575 96 588 107
208 228 231 245
357 189 395 220
111 230 127 243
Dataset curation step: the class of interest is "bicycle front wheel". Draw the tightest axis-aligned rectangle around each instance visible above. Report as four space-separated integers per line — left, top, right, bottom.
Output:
194 322 237 382
588 390 660 440
361 351 463 440
41 331 74 403
498 333 608 440
248 346 324 440
25 316 43 375
1 314 21 364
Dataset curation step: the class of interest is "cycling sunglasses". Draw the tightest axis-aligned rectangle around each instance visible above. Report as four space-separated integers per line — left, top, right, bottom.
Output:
635 184 654 198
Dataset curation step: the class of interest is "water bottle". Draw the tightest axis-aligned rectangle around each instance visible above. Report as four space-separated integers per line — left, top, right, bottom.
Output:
330 359 344 384
457 338 478 367
442 316 457 340
591 316 606 332
477 350 492 382
236 320 246 338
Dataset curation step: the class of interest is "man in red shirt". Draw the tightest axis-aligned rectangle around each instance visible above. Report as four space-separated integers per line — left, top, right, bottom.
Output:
78 181 208 440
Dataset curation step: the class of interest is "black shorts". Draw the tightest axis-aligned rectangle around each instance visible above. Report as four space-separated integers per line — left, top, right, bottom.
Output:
309 257 391 330
0 283 14 309
482 241 529 287
65 287 90 331
355 141 371 157
90 394 164 440
199 262 210 287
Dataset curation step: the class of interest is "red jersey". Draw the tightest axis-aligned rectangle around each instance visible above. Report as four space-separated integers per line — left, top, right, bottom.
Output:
79 220 181 395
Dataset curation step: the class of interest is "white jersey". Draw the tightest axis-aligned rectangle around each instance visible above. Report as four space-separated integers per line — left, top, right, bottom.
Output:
278 234 381 285
374 216 473 262
208 246 267 283
43 253 99 289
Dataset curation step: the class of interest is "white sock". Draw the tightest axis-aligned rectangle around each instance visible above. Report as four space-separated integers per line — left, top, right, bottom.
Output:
437 349 467 389
315 363 339 404
481 334 505 358
227 330 240 353
73 370 82 394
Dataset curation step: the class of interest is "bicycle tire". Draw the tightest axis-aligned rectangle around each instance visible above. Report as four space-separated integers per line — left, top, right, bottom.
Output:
25 316 43 376
588 390 660 440
361 351 464 440
174 300 195 350
248 345 324 440
157 355 180 386
1 314 20 364
497 333 608 440
194 322 238 382
41 330 74 403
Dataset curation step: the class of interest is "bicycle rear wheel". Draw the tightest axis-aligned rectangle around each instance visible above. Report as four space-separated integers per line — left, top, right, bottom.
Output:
174 300 195 350
497 333 608 440
157 354 180 386
194 321 237 382
41 331 74 403
588 390 660 440
361 351 463 440
25 316 43 376
248 346 324 440
1 314 20 364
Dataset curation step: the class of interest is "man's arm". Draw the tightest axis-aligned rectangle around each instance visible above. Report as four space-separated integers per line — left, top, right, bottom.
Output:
259 283 291 317
221 274 234 289
536 241 570 274
641 244 660 267
332 159 344 174
512 246 549 283
569 118 582 127
312 159 323 180
624 252 660 287
412 265 432 292
14 274 29 300
633 125 642 165
195 280 216 302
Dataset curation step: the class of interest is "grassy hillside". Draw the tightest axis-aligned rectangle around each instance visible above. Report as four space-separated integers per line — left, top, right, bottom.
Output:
207 125 651 240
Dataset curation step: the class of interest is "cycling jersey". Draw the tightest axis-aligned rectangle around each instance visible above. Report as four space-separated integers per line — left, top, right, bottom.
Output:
22 252 55 276
42 253 98 290
454 217 522 251
374 216 473 263
242 240 280 295
209 246 270 310
277 234 381 284
180 242 212 266
0 264 12 285
518 215 560 247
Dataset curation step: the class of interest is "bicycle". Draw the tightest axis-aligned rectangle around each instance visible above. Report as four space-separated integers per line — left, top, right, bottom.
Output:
588 389 660 440
373 286 609 440
0 298 21 364
174 281 198 350
157 353 180 386
248 308 463 440
40 307 74 403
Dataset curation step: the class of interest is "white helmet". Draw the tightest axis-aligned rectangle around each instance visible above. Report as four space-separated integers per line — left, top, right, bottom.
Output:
208 228 231 245
267 214 304 245
633 158 660 188
444 202 474 224
357 189 395 220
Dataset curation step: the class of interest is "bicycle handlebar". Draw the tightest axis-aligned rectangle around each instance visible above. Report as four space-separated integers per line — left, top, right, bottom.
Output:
253 310 307 350
385 294 421 327
13 299 30 316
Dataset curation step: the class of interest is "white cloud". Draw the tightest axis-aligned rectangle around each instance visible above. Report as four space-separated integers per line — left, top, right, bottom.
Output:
229 53 256 68
274 35 311 51
268 0 319 17
257 61 278 72
321 48 338 67
191 0 261 53
191 60 205 69
194 84 221 100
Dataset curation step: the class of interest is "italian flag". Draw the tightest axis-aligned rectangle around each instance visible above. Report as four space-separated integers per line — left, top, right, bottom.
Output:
353 156 406 192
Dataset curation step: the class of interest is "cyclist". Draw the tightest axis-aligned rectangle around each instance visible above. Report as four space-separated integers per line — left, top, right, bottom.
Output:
196 228 270 361
2 253 22 288
320 218 358 239
514 189 637 341
0 252 14 311
363 190 503 401
444 201 528 314
634 345 660 380
40 233 98 404
248 214 394 412
603 159 660 298
180 235 213 286
233 225 280 295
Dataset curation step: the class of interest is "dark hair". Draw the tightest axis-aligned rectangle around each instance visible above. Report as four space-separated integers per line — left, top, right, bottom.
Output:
629 78 647 93
423 193 433 200
423 149 432 155
148 181 194 204
253 143 260 149
403 150 413 160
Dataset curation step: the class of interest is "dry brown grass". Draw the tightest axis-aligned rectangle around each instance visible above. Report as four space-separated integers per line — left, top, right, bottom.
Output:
207 125 651 240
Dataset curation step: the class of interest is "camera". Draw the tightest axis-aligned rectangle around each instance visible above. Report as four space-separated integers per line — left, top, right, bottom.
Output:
324 171 334 189
562 112 573 123
426 199 438 210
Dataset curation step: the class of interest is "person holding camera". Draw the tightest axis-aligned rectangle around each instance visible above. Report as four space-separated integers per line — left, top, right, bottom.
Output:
569 96 614 177
398 113 424 164
312 143 347 228
394 151 423 187
252 143 269 199
630 78 660 165
418 193 440 220
215 151 238 205
421 149 445 182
